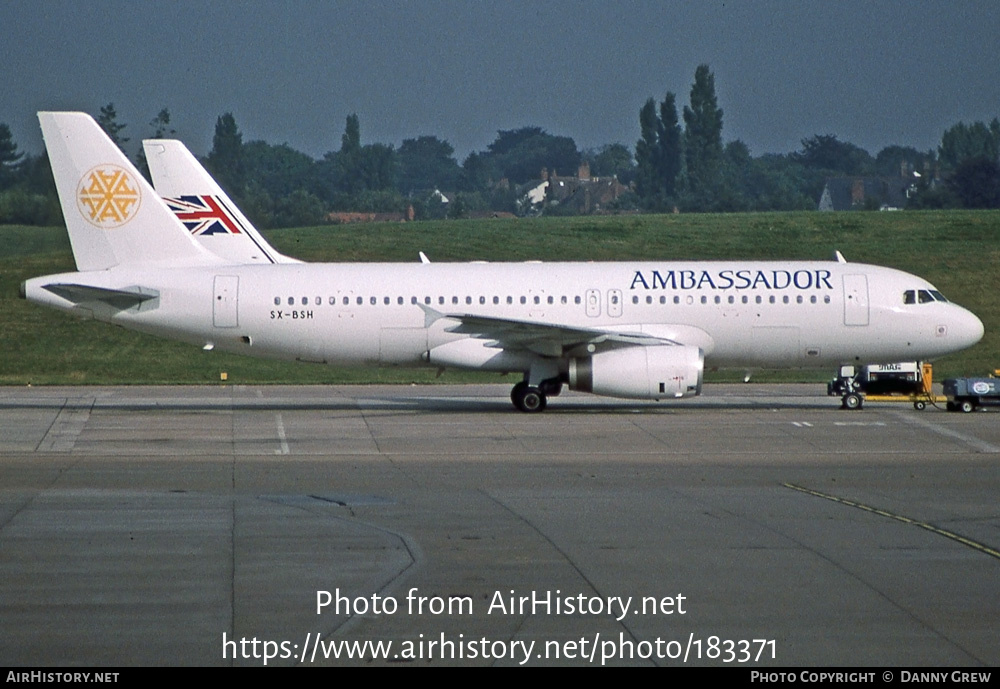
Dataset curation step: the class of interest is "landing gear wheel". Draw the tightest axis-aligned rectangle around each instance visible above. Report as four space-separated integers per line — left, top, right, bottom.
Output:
959 399 975 413
913 400 926 411
842 393 863 410
512 384 547 413
511 380 528 406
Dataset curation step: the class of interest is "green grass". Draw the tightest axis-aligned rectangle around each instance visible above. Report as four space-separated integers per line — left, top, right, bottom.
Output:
3 210 998 385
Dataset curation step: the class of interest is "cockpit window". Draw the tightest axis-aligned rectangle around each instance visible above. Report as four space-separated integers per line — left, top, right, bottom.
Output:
905 288 950 305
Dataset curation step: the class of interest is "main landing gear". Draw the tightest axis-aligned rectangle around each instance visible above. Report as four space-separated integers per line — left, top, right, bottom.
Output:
510 378 563 413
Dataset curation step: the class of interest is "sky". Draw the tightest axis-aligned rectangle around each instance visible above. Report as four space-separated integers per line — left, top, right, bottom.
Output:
3 1 999 162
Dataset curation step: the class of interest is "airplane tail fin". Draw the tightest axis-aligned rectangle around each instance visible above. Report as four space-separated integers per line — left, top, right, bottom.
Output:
143 139 301 264
38 112 223 271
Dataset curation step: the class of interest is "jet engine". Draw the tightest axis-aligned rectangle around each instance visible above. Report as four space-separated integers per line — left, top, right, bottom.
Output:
568 345 703 400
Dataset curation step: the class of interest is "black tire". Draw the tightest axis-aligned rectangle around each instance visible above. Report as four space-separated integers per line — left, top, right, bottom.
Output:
960 399 975 413
946 401 957 412
843 393 863 410
510 380 528 406
513 385 547 413
913 400 926 411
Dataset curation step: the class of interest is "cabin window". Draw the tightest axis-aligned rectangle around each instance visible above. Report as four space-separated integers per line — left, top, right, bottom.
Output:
755 295 762 304
575 295 582 305
370 296 377 305
411 296 417 305
397 296 404 305
659 296 666 304
646 295 653 304
424 296 431 305
810 295 817 304
728 295 735 304
561 296 567 304
700 295 707 304
533 296 540 305
769 295 776 304
824 295 831 303
287 297 294 306
482 296 488 305
467 296 473 305
674 296 680 304
520 296 526 304
274 297 281 306
452 296 459 305
383 296 390 305
494 296 501 305
782 295 789 304
439 296 445 305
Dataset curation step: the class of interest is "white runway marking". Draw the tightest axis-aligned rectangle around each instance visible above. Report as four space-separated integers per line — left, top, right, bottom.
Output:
889 410 1000 453
275 413 290 455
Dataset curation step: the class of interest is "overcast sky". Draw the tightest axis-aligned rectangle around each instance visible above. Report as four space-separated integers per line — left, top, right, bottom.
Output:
3 1 999 162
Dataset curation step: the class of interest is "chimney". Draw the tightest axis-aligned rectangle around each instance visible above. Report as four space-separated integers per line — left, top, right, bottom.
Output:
851 179 865 205
578 161 590 180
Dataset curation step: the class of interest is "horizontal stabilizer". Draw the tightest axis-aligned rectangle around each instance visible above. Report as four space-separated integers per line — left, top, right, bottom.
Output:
43 283 159 311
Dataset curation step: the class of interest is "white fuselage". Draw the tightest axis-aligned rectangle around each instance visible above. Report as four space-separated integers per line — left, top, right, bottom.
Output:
24 259 985 373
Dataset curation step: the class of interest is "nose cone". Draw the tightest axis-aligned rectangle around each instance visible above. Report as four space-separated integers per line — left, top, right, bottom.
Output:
953 307 985 351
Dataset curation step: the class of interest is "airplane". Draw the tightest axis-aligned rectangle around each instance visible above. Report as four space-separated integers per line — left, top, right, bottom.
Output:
141 138 300 265
20 112 985 412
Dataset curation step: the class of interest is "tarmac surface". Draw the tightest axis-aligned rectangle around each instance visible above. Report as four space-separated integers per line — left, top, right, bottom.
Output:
0 383 998 667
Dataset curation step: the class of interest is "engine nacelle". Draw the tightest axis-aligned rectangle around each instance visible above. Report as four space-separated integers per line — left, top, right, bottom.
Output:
568 345 704 400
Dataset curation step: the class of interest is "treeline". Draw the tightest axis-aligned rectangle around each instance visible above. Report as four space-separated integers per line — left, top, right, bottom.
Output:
2 67 999 227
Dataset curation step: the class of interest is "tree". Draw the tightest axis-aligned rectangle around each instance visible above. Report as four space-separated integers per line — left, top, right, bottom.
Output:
586 143 634 182
635 93 682 208
0 123 24 190
479 127 580 185
948 156 1000 208
242 140 316 198
793 134 872 175
206 113 245 194
682 65 724 210
397 136 461 193
939 119 1000 172
875 145 932 179
96 103 128 150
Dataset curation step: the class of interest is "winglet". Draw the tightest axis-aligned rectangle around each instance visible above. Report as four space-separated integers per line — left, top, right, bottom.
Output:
833 250 847 263
419 251 430 264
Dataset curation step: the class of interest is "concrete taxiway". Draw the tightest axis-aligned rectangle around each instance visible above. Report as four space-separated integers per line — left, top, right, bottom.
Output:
0 384 997 666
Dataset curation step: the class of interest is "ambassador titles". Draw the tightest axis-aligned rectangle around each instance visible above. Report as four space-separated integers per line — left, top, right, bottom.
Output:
630 268 834 291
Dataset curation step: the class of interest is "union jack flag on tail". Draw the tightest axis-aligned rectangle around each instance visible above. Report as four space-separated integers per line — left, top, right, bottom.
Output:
164 195 244 235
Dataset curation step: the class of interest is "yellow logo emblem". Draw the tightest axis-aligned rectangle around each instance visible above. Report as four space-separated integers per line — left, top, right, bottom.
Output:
77 166 141 227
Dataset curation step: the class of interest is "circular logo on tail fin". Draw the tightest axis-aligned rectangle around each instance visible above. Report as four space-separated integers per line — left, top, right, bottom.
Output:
77 165 142 228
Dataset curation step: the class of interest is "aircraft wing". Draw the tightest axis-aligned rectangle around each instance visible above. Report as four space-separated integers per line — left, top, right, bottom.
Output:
420 305 688 357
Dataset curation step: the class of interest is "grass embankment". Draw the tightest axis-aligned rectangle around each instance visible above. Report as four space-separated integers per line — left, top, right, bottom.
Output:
1 211 997 385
